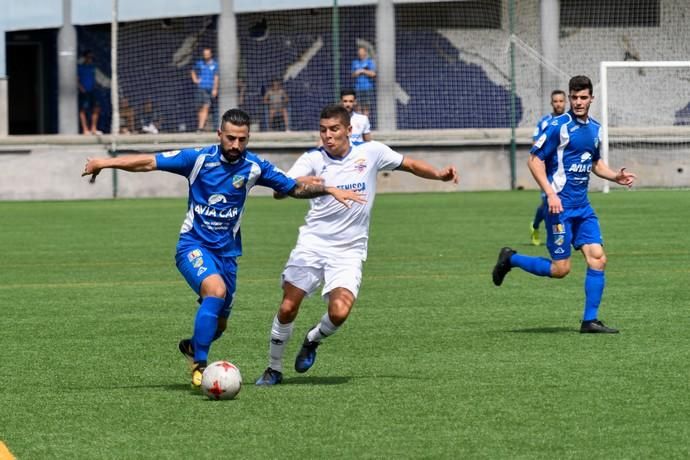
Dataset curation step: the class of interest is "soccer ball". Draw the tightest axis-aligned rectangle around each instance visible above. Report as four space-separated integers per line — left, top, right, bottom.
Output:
201 360 242 400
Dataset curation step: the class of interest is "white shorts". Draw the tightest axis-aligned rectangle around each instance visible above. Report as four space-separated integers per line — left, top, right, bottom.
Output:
281 245 363 300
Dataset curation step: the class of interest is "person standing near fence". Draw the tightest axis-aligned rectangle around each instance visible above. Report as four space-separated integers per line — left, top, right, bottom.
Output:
351 46 376 117
78 50 102 135
340 88 371 143
191 47 219 132
492 75 636 334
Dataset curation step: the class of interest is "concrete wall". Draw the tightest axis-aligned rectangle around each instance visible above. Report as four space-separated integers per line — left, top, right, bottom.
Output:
1 128 687 201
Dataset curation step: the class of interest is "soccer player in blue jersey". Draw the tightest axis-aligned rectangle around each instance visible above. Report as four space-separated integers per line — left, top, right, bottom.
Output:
82 109 365 387
492 75 636 333
530 89 566 245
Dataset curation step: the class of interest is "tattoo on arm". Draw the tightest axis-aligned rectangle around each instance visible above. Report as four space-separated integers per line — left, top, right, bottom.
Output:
288 182 328 199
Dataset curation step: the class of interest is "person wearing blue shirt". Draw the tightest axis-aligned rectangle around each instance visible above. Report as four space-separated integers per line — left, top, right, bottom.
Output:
492 75 636 334
530 89 566 246
82 109 364 387
191 47 220 132
77 50 102 135
351 46 377 117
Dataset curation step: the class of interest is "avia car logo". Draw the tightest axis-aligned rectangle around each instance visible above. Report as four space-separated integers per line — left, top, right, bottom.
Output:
208 194 227 205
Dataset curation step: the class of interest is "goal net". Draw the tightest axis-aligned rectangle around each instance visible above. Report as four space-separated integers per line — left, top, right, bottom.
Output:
600 61 690 191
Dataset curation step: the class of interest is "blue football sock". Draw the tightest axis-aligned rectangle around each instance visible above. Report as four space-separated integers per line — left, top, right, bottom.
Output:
583 268 605 321
532 203 546 229
212 328 224 342
510 253 552 277
192 296 225 363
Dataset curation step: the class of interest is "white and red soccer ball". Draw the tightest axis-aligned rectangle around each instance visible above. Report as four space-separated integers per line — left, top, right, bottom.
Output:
201 361 242 400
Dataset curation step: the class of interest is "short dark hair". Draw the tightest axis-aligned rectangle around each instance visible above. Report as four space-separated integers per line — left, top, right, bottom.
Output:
340 88 356 98
220 109 251 130
551 89 566 98
569 75 593 95
320 104 350 127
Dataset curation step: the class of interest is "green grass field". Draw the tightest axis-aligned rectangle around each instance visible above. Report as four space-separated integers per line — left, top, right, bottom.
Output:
1 190 688 459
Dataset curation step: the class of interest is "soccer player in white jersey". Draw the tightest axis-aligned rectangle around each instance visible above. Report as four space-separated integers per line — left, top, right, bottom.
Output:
530 90 566 246
492 76 636 334
256 104 458 385
81 109 364 387
340 88 372 143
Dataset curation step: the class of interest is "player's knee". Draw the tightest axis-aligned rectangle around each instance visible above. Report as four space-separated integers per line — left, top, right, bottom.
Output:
278 300 301 323
328 296 354 325
588 254 607 271
551 262 571 278
200 275 227 299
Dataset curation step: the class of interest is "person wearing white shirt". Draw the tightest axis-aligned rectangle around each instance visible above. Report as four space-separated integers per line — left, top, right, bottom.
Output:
340 88 372 143
256 104 459 385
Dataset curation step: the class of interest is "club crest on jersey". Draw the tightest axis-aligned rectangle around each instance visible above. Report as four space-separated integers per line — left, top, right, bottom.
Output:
552 224 565 235
554 235 565 246
192 257 204 268
353 158 367 173
187 249 202 261
232 175 246 189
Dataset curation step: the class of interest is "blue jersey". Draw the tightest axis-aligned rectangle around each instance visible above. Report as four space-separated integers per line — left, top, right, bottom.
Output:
78 63 96 91
530 111 601 208
533 114 554 141
351 58 376 91
194 59 218 90
155 145 297 256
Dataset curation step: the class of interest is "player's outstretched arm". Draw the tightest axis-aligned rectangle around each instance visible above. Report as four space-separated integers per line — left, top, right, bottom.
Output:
397 157 459 183
280 176 366 208
82 154 157 182
592 161 636 187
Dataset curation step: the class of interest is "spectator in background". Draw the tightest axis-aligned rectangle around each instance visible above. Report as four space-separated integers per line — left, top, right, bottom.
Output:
263 79 290 131
119 96 136 134
191 47 219 132
141 98 163 134
78 50 102 135
340 88 371 143
351 46 376 117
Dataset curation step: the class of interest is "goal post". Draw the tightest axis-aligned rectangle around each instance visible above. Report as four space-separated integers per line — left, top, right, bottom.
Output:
599 60 690 193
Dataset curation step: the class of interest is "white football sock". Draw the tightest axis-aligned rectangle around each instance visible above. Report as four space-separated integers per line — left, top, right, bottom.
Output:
306 312 339 343
269 315 294 372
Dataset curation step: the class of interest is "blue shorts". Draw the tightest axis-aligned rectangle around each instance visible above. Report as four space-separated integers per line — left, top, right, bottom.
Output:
175 245 237 318
545 204 603 260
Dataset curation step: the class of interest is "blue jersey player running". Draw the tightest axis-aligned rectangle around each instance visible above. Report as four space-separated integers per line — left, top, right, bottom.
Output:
82 109 364 387
530 89 566 246
492 75 636 333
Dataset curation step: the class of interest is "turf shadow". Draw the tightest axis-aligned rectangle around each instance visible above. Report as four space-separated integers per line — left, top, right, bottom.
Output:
508 326 574 334
282 376 351 385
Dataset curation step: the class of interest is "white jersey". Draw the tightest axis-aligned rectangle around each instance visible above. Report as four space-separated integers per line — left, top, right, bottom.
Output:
349 111 371 143
287 141 403 259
